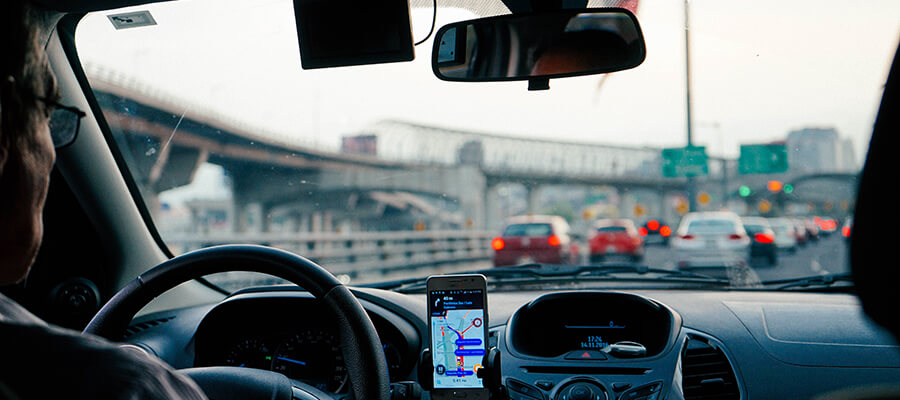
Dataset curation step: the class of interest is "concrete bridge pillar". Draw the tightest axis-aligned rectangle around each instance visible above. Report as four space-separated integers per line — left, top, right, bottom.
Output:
484 184 502 232
234 202 268 233
454 166 487 229
526 185 542 215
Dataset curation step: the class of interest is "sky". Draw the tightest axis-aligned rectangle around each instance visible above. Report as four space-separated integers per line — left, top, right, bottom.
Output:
75 0 900 161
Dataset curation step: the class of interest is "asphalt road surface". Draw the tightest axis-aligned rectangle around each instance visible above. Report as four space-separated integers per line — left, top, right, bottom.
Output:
207 233 849 289
642 232 849 282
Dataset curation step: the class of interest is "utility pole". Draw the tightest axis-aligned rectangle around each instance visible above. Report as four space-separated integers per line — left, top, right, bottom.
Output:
684 0 698 212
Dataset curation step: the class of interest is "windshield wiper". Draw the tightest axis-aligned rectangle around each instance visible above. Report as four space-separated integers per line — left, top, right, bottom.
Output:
760 272 854 290
364 263 730 292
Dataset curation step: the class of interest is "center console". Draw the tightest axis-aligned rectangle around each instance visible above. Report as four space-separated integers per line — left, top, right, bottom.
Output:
499 292 683 400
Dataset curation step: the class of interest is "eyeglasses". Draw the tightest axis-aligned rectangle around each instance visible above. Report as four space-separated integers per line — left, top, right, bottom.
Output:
35 96 86 148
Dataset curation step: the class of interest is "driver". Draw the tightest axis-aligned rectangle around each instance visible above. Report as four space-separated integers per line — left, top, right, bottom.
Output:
0 2 207 399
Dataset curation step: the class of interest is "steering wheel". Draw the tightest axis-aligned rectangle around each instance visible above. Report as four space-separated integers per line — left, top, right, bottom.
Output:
84 245 390 400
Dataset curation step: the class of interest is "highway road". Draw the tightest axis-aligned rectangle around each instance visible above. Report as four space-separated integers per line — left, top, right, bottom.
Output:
206 232 850 289
642 232 850 282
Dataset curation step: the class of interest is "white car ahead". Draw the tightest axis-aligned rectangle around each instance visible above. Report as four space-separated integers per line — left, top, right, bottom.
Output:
768 218 799 253
671 212 751 269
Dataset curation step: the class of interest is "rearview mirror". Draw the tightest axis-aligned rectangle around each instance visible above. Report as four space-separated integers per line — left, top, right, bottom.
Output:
432 9 645 87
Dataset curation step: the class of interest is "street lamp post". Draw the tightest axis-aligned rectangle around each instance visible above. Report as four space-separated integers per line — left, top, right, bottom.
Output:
684 0 698 212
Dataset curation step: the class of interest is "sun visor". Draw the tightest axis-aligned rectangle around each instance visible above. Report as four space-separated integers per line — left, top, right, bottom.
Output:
294 0 415 69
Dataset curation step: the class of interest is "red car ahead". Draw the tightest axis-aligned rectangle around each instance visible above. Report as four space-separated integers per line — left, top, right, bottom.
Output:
588 219 644 263
491 215 574 267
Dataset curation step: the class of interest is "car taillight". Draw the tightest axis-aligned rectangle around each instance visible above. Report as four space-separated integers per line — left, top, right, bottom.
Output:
754 233 774 244
638 227 648 236
491 237 505 250
680 234 694 240
729 234 745 240
548 235 561 246
843 226 851 237
659 226 671 237
647 220 660 231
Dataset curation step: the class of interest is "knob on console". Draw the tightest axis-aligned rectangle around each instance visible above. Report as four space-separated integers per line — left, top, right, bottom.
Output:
555 381 606 400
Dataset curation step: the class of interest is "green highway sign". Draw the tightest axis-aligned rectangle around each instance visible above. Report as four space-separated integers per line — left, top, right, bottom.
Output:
662 146 708 177
738 144 788 174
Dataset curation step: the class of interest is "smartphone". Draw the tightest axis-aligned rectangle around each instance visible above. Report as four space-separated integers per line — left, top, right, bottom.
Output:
427 274 489 400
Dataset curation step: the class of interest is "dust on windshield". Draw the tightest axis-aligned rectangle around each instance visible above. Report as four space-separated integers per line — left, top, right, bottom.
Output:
74 0 900 290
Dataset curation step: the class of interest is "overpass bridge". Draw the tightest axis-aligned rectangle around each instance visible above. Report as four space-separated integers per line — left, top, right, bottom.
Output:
88 70 855 246
89 72 710 234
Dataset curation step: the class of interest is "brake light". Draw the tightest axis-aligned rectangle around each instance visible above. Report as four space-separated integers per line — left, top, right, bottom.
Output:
680 234 694 240
638 227 648 236
754 233 775 244
547 235 561 246
647 220 660 231
491 237 505 251
729 234 745 240
659 226 671 237
843 226 851 237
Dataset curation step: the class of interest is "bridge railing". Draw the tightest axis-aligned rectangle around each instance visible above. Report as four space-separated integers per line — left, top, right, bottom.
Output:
165 230 495 277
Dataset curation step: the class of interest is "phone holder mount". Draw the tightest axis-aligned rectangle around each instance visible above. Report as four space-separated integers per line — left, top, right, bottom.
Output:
419 347 505 399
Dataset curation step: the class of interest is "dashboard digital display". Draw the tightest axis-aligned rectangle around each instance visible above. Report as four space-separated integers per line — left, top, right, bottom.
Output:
565 320 629 350
507 292 672 358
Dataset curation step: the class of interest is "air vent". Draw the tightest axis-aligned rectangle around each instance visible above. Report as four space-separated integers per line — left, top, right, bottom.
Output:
123 316 175 339
682 335 740 400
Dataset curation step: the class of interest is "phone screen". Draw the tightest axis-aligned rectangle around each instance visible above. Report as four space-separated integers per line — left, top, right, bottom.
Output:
429 288 486 389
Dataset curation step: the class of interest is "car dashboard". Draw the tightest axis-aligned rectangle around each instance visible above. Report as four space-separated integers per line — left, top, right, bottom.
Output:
125 287 900 399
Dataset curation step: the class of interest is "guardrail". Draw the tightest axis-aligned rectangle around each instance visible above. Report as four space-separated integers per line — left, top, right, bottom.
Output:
165 230 495 276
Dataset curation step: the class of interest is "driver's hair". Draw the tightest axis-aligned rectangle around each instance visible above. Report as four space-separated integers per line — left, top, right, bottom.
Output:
0 1 57 155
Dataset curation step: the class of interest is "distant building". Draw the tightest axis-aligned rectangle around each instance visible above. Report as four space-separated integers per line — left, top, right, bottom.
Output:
839 138 857 172
341 135 377 155
786 127 856 173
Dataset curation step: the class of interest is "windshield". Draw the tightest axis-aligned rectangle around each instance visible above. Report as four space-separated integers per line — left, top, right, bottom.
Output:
73 0 900 290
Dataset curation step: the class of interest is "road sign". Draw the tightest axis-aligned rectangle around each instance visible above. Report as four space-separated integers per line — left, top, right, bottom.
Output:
738 144 788 174
662 146 708 177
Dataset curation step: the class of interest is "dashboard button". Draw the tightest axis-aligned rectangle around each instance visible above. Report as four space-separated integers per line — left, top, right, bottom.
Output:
612 383 631 392
535 381 555 391
509 391 541 400
507 379 544 399
570 385 592 400
564 350 607 360
620 382 662 400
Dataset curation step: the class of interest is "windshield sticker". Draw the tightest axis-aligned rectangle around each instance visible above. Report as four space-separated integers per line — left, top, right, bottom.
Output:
107 11 157 30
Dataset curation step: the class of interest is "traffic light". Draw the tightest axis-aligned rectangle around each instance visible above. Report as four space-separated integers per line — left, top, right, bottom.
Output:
698 192 711 205
783 184 794 194
767 180 783 192
738 186 751 197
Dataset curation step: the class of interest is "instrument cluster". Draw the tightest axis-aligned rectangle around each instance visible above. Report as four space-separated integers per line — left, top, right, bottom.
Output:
193 295 416 393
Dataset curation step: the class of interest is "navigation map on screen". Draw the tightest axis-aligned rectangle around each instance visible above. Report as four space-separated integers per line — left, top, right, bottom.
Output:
430 289 485 389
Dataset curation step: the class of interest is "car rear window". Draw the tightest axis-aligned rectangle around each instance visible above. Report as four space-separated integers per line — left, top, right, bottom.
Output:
743 224 764 233
686 219 737 234
503 223 552 236
596 226 627 233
